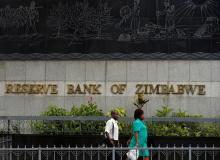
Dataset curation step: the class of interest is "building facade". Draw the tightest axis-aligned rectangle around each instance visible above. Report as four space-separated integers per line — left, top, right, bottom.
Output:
0 0 220 116
0 60 220 117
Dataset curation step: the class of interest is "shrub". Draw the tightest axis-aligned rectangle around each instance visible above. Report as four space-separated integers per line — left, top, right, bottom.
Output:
31 105 70 135
31 104 220 137
71 103 103 116
148 106 220 137
32 103 105 135
71 103 104 134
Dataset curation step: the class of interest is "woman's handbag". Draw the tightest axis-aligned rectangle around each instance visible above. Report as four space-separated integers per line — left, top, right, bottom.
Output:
126 148 139 160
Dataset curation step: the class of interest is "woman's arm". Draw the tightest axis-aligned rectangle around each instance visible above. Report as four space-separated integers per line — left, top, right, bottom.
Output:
134 132 139 146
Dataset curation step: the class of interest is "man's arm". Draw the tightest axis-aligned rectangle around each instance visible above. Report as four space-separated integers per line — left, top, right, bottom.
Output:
105 121 114 146
105 132 114 146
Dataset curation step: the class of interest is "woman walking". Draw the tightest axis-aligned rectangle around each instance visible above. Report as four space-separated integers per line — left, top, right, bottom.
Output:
128 109 149 160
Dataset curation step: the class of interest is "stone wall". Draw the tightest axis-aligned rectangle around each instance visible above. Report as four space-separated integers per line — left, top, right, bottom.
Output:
0 60 219 117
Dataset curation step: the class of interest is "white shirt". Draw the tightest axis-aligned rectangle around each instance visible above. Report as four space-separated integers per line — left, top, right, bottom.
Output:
105 118 119 141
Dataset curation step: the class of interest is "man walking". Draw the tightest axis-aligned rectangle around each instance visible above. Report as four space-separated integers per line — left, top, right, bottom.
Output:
105 110 120 160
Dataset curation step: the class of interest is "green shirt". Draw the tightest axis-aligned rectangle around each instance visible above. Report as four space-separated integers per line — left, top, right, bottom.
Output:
129 119 149 157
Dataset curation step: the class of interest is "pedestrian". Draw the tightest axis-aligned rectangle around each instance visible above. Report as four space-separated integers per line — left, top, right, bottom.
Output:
127 109 149 160
105 110 120 160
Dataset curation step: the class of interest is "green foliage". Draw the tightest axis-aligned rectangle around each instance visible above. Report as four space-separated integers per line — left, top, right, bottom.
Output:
71 103 104 134
32 103 104 135
106 107 126 117
31 105 70 135
42 105 70 116
200 123 220 137
148 106 220 137
31 104 220 137
71 103 104 116
0 122 22 134
156 106 173 117
133 94 149 109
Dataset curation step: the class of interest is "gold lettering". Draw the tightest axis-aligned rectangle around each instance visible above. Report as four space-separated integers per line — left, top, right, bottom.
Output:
177 85 184 94
50 85 58 95
28 84 36 94
67 84 102 95
75 84 84 94
5 84 13 94
197 85 206 95
22 84 29 93
118 84 126 94
185 85 196 95
111 84 119 94
67 85 74 94
161 85 169 94
169 85 175 94
4 83 206 96
111 84 126 94
91 84 102 95
144 85 149 94
149 85 159 94
15 84 22 93
135 84 144 94
36 85 49 94
84 84 92 94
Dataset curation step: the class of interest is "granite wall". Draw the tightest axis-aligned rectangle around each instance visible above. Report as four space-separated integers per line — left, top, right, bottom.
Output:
0 60 219 117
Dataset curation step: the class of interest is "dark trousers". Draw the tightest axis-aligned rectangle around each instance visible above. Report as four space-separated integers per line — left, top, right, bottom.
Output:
105 139 120 160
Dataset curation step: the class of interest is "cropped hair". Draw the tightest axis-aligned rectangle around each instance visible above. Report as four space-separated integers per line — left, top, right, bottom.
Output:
134 109 144 120
111 110 117 116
